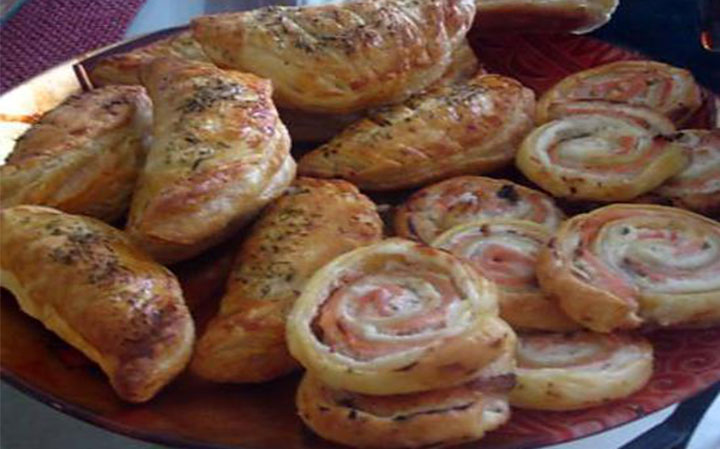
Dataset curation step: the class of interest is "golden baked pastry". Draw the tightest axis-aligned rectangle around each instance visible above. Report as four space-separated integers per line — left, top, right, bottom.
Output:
287 238 515 395
537 204 720 332
643 129 720 217
296 345 515 449
432 219 579 331
126 57 295 264
516 108 689 201
1 86 151 222
510 332 653 410
191 178 383 383
536 61 703 126
298 74 535 190
474 0 619 34
434 39 482 86
0 206 195 403
192 0 477 114
89 30 210 87
394 176 565 243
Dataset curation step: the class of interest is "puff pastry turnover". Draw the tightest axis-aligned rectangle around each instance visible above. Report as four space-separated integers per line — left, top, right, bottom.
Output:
432 219 579 331
89 30 210 87
516 108 689 201
536 61 703 126
1 86 151 222
510 332 653 410
297 344 515 449
126 57 295 264
537 204 720 332
394 176 565 243
643 129 720 217
474 0 619 34
287 238 515 395
192 0 477 114
298 74 535 190
0 206 195 403
191 178 383 383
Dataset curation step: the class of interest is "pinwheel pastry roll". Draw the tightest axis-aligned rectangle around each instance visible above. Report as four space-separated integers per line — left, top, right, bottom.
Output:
191 178 383 383
89 30 210 87
126 57 295 264
433 219 579 331
0 206 195 403
474 0 619 34
192 0 476 114
287 238 516 395
394 176 565 244
509 332 653 410
516 110 689 201
537 204 720 332
296 340 515 449
643 129 720 217
1 86 151 222
298 74 535 190
536 61 703 126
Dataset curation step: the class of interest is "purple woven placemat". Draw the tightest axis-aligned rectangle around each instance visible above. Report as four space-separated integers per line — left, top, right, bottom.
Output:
0 0 146 93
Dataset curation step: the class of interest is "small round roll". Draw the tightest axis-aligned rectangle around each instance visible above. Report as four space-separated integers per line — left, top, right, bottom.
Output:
297 340 515 449
432 219 579 331
516 110 689 201
537 204 720 332
287 238 516 395
394 176 565 244
536 60 703 126
646 129 720 217
509 332 653 411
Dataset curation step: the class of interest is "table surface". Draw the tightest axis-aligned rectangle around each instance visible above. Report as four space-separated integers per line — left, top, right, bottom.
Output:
1 1 719 448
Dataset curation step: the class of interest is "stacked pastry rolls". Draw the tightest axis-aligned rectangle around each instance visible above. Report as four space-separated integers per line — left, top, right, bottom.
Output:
287 238 517 448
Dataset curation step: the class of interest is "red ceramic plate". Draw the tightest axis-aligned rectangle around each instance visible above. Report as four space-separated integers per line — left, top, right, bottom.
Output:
1 28 719 449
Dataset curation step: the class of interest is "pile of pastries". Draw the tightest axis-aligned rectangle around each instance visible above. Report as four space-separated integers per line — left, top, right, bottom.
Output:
1 0 719 448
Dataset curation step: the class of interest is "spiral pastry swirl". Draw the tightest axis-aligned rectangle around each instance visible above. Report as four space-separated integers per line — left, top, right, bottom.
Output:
296 339 515 448
287 238 516 395
509 332 653 411
647 129 720 217
516 110 689 201
432 219 579 331
537 204 720 332
394 176 565 244
536 60 703 126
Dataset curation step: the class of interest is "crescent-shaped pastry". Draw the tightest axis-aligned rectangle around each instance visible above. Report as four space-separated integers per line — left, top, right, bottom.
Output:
474 0 619 34
296 344 515 449
509 332 653 410
286 238 516 395
536 61 703 126
645 129 720 217
192 0 476 114
89 30 210 87
298 74 535 190
516 110 689 201
1 86 151 222
0 206 195 403
537 204 720 332
432 220 579 331
191 178 383 383
126 57 295 264
394 176 565 244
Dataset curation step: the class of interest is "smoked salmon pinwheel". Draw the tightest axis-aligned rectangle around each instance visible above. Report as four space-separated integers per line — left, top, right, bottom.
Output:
644 129 720 217
537 204 720 332
509 332 653 411
432 220 579 331
296 346 515 449
516 110 689 201
286 238 516 395
536 61 703 126
394 176 565 244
